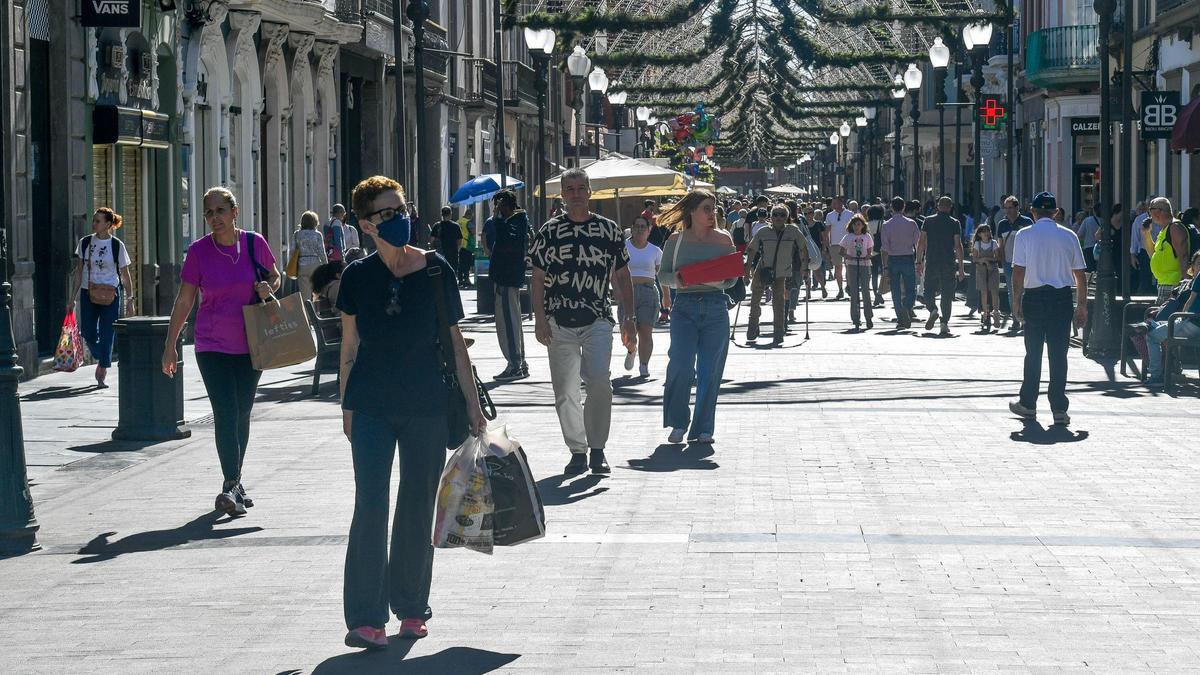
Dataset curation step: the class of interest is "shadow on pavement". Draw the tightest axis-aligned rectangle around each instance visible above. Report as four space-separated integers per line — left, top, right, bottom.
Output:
73 511 263 564
20 384 102 401
1009 420 1089 445
310 645 519 674
535 473 609 506
67 439 159 454
627 443 718 472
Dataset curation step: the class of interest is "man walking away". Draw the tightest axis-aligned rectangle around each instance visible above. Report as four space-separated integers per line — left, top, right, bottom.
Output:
916 196 966 336
433 206 463 277
325 205 347 262
996 195 1033 332
531 169 636 476
1009 192 1087 426
824 197 853 300
880 196 921 329
490 191 531 382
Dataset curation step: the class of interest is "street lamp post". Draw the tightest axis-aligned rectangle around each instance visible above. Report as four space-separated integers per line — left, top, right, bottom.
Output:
408 1 431 210
1087 0 1120 362
524 27 556 227
566 46 591 166
492 0 507 187
865 106 877 199
929 37 951 197
635 106 651 157
608 90 627 155
587 66 610 161
964 20 993 235
830 132 840 196
391 0 408 186
905 63 924 200
892 75 906 196
839 121 850 196
0 0 38 553
855 115 866 200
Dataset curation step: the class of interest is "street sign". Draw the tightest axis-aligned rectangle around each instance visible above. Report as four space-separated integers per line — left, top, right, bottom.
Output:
81 0 140 28
1140 91 1180 140
978 96 1006 131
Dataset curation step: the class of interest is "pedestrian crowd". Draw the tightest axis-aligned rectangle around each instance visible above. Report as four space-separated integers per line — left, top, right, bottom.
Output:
52 170 1198 654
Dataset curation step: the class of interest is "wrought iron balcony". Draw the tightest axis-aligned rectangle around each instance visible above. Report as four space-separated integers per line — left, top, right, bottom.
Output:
1025 25 1100 89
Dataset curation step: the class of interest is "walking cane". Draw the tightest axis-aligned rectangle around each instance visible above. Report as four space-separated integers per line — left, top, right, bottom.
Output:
803 279 810 341
730 296 742 342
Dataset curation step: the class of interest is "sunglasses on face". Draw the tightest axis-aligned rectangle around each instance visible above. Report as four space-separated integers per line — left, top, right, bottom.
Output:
385 279 405 316
363 206 407 223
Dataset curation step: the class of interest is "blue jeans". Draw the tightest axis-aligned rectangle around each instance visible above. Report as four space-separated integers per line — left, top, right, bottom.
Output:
887 256 917 312
1146 318 1200 382
663 292 730 437
78 288 121 368
344 411 447 629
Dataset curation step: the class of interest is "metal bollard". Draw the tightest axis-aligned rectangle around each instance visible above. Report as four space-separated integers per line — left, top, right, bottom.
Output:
111 317 191 441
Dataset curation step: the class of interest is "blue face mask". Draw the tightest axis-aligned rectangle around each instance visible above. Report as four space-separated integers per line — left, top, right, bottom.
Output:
375 213 411 248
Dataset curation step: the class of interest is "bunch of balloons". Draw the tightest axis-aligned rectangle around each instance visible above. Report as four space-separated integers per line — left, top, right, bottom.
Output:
665 104 721 147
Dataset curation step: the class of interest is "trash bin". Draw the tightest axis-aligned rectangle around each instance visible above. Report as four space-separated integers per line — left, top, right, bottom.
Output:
112 317 191 441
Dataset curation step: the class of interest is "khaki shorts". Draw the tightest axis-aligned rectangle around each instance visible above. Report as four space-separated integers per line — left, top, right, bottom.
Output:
828 245 845 267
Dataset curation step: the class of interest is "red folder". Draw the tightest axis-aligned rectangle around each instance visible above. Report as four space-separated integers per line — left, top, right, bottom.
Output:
677 252 745 286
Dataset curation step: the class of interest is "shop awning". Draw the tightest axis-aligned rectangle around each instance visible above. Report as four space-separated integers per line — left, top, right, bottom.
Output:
1171 97 1200 152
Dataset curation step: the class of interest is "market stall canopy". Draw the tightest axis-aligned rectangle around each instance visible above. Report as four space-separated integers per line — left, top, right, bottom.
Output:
715 186 739 195
1171 98 1200 152
763 184 806 196
449 174 524 207
538 157 687 200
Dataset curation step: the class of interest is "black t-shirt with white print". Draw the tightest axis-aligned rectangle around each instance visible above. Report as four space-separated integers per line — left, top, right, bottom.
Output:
529 212 629 328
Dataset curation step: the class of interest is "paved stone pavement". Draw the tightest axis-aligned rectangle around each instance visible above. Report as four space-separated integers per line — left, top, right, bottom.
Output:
3 291 1200 674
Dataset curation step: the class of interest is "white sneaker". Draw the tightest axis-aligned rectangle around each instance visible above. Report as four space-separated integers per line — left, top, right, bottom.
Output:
668 428 686 444
623 349 636 371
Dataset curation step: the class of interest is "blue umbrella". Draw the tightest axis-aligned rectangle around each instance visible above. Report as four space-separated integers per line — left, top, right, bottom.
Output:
449 174 525 206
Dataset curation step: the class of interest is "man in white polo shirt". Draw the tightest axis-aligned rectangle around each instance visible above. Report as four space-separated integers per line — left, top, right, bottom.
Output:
1009 191 1087 426
824 196 853 300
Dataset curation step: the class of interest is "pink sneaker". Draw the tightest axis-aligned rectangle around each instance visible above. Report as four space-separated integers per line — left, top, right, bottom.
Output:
398 618 429 639
344 626 388 650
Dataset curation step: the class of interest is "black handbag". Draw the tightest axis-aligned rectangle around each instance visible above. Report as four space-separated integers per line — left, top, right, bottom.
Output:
426 252 497 449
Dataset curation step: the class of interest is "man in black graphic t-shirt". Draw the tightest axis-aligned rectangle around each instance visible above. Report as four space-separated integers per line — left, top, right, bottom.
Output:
530 168 635 477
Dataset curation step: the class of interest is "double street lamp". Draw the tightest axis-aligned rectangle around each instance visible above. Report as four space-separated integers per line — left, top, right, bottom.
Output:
864 106 877 198
586 65 609 160
635 105 651 157
523 26 556 226
839 121 850 195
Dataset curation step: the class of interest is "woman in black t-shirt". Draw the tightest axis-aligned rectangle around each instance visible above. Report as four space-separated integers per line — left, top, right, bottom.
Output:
336 176 486 651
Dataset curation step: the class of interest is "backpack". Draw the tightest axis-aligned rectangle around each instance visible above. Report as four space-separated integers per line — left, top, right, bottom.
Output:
1185 222 1200 258
323 219 343 261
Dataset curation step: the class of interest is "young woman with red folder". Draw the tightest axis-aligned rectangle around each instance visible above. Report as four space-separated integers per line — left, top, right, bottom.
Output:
657 190 740 445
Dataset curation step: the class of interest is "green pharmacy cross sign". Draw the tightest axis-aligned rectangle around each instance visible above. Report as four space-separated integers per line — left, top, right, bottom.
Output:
978 96 1006 130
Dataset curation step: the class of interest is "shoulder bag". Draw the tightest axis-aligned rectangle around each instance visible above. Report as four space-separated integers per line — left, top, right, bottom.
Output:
426 252 497 449
82 235 121 306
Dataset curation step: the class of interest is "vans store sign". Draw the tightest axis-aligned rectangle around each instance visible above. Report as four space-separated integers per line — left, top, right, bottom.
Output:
82 0 140 28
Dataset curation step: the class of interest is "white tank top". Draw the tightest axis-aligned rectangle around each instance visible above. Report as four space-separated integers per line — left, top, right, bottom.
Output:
625 239 663 279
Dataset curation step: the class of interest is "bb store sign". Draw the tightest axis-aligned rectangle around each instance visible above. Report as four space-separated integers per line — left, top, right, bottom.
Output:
1068 92 1181 140
82 0 140 28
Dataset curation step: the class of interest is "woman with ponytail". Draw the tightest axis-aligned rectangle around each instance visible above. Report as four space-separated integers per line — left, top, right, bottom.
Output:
69 207 134 387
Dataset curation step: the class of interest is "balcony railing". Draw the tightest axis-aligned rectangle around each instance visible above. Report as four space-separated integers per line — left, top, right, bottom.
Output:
1026 25 1099 89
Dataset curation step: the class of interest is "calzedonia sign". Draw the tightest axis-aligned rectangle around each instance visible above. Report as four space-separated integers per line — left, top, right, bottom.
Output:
82 0 140 28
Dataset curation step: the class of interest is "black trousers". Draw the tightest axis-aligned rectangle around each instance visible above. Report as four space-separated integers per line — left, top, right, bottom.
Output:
923 264 957 322
1019 286 1073 413
195 352 263 485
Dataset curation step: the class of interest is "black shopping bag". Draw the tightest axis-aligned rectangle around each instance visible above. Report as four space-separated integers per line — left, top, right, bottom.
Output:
483 429 545 547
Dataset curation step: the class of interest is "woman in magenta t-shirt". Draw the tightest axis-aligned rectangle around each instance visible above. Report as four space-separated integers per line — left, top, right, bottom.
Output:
161 187 281 516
